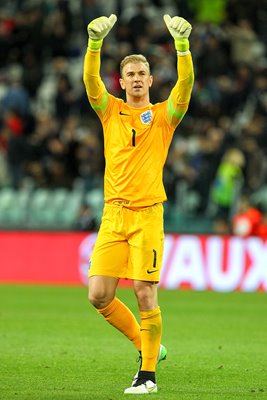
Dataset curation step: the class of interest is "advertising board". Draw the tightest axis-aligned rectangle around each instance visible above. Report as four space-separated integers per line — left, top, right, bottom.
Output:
0 232 266 291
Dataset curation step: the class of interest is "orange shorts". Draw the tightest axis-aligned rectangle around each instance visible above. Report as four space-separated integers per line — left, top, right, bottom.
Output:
88 202 164 282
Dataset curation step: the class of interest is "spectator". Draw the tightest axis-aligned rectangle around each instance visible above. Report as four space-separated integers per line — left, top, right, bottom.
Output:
209 148 245 219
127 2 150 50
239 134 267 192
55 73 78 121
255 212 267 238
226 19 265 66
0 0 266 234
1 65 30 116
73 202 97 231
231 195 262 237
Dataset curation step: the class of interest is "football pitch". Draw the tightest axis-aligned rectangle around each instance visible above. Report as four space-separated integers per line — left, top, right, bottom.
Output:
0 285 266 399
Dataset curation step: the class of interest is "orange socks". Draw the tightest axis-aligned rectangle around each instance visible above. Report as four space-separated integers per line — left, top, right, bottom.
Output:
140 306 162 372
97 297 141 351
97 299 162 372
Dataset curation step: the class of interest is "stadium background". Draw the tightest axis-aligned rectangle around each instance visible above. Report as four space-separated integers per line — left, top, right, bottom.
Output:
1 3 267 399
0 0 267 290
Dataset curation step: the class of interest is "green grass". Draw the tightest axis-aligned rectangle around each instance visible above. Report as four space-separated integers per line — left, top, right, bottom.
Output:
0 285 266 399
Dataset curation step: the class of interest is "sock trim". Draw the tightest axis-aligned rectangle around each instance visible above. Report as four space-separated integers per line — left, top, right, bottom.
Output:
140 306 160 320
96 297 116 315
136 371 156 385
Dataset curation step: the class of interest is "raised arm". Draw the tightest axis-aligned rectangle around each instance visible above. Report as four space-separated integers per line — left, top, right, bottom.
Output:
83 14 117 117
163 15 194 128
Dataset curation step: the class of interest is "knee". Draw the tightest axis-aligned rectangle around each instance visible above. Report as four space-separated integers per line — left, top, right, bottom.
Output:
88 276 118 309
134 283 158 311
136 291 152 310
88 288 112 309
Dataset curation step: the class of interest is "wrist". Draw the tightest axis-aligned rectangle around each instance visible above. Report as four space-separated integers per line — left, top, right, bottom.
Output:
174 38 189 52
88 38 103 51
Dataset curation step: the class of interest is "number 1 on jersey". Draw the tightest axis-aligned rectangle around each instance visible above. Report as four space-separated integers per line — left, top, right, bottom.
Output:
132 129 136 147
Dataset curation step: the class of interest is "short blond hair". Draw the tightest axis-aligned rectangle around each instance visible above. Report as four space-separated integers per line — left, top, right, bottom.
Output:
120 54 150 76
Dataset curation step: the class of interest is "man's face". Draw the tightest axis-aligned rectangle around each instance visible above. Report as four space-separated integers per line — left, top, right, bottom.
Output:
119 62 153 98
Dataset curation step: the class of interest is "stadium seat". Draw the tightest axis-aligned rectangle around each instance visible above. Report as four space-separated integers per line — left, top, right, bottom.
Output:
27 188 84 229
55 190 83 228
164 205 213 234
85 188 104 223
0 187 28 226
250 185 267 210
27 188 54 227
52 188 69 208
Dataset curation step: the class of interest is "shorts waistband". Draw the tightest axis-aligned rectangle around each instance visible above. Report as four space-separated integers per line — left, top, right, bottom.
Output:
105 201 162 211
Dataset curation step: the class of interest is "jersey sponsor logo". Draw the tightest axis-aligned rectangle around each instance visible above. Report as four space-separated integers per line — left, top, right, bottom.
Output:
140 110 152 124
147 269 159 274
119 111 131 116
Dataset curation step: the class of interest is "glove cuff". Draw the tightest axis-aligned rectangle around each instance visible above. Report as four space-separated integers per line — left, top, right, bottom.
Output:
88 38 103 51
174 38 189 52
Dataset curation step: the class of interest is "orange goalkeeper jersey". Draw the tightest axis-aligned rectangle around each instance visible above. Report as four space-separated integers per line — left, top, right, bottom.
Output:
84 50 194 208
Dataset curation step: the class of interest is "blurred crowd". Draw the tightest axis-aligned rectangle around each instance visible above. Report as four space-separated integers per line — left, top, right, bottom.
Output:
0 0 267 234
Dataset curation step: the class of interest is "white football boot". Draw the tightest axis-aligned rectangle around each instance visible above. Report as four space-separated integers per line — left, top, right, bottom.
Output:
124 380 157 395
131 344 167 386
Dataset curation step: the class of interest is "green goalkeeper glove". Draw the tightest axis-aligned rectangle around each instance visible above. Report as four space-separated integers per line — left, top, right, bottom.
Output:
87 14 117 50
163 15 192 52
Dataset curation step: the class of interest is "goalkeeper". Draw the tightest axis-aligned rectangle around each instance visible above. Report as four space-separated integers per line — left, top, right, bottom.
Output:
83 13 194 395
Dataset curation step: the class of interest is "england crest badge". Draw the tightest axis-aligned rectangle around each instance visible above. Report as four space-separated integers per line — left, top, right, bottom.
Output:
140 110 153 124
